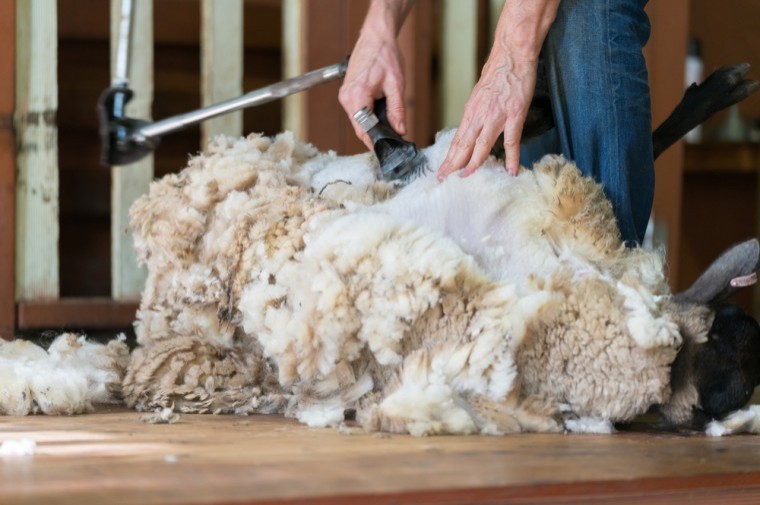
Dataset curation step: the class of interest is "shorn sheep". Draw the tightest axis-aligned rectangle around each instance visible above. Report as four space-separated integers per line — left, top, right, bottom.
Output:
2 64 760 437
114 127 760 436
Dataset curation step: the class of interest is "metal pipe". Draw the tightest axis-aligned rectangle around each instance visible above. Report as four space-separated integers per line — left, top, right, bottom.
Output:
113 0 133 87
134 60 348 142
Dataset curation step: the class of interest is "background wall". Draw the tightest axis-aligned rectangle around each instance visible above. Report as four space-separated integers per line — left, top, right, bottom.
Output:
678 0 760 315
691 0 760 133
5 0 758 334
57 0 284 298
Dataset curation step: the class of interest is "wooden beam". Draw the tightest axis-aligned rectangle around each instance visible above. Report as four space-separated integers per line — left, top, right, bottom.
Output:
0 0 15 338
14 0 60 301
200 0 243 148
295 0 430 154
110 0 152 300
440 0 478 129
17 298 137 330
7 410 760 504
281 0 304 139
644 0 689 289
300 0 350 153
684 142 760 174
344 0 371 155
488 0 504 47
398 0 434 147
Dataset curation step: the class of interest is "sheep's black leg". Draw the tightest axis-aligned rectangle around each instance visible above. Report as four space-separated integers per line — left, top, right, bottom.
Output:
652 63 760 159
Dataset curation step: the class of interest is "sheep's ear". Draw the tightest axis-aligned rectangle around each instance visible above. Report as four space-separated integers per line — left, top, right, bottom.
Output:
674 238 760 306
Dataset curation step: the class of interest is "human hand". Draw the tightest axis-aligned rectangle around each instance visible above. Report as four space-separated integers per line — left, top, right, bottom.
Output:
436 0 559 180
339 8 408 150
437 56 538 179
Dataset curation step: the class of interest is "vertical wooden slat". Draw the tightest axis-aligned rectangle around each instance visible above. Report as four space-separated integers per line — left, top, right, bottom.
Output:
294 0 426 154
15 0 59 301
644 0 689 290
110 0 153 300
201 0 243 148
344 0 372 155
398 0 434 147
440 0 478 129
282 0 304 139
488 0 504 46
300 0 349 152
0 0 16 337
289 0 432 154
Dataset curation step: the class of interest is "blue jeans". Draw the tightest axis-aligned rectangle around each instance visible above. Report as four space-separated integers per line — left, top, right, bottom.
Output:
520 0 653 246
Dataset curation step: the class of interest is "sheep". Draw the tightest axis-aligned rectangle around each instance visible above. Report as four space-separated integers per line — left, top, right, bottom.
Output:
121 128 760 436
1 64 756 430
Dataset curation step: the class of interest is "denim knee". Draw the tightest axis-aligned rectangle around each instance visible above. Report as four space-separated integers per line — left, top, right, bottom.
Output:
523 0 654 245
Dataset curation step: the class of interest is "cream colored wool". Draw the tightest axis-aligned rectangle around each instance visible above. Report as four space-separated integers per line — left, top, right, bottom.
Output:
123 130 691 435
0 334 129 415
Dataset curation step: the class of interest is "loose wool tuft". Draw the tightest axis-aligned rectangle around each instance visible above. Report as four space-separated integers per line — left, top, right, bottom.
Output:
0 334 129 415
121 129 694 435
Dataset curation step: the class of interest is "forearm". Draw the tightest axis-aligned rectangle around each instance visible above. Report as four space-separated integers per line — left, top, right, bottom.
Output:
361 0 416 39
490 0 560 66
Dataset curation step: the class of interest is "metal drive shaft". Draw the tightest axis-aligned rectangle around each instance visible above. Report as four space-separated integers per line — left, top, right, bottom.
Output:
133 60 348 143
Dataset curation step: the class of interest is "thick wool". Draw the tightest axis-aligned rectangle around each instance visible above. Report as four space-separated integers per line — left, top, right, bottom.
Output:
123 130 685 435
0 334 129 415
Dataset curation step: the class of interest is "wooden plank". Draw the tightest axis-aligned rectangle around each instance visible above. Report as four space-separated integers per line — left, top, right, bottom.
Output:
301 0 349 153
684 142 760 174
0 0 15 338
690 0 760 130
16 298 138 330
440 0 478 129
294 0 430 155
488 0 504 46
110 0 153 300
678 172 757 316
398 1 434 147
756 170 760 318
645 0 689 289
344 0 371 155
57 0 281 49
14 0 59 301
0 127 15 339
682 142 760 317
200 0 243 148
5 409 760 504
281 0 304 139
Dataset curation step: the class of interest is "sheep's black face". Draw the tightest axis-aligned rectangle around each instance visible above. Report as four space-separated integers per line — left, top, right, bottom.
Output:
693 304 760 421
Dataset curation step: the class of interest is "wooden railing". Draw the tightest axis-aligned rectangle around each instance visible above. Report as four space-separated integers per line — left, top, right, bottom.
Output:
3 0 487 337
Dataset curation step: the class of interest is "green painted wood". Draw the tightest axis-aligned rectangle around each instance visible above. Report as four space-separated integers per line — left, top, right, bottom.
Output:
15 0 60 301
440 0 478 129
201 0 243 148
282 0 304 139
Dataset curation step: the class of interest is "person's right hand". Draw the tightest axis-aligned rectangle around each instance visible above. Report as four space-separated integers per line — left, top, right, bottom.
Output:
339 10 408 150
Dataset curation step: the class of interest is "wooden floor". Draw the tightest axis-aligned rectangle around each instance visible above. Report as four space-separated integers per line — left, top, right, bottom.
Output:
3 408 760 505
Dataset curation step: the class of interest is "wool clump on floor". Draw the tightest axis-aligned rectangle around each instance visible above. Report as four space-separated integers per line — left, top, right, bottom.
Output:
0 333 129 415
0 438 36 457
